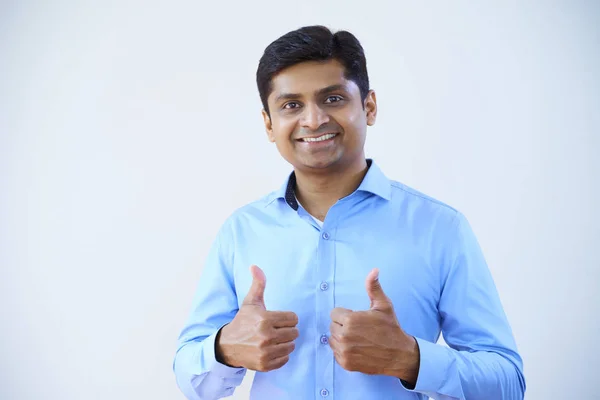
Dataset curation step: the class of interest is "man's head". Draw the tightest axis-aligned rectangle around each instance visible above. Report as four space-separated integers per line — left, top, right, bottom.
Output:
257 26 377 172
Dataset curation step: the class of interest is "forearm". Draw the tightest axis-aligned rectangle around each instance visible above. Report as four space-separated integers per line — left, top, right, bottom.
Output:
173 328 246 400
173 220 247 399
401 338 525 400
413 212 526 399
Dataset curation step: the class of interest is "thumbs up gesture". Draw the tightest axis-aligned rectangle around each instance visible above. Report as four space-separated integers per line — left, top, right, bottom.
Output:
216 265 299 372
329 268 420 384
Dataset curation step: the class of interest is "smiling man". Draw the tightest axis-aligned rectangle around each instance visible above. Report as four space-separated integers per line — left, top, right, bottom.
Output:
173 26 526 400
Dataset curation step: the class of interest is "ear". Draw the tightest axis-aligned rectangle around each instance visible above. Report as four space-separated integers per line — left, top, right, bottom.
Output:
262 109 276 142
364 90 377 126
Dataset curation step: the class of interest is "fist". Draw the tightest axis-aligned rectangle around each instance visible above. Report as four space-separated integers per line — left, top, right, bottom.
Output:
329 268 419 382
216 265 299 372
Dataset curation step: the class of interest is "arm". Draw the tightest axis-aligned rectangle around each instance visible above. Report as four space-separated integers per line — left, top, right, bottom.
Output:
173 221 246 400
401 212 526 400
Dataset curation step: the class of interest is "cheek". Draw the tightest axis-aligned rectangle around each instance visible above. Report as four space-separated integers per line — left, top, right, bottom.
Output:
336 106 366 130
271 119 296 143
338 117 366 142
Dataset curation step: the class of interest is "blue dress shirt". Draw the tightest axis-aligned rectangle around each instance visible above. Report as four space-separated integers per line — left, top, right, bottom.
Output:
173 160 525 400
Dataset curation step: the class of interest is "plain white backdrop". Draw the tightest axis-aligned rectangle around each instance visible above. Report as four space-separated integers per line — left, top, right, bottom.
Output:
1 1 599 399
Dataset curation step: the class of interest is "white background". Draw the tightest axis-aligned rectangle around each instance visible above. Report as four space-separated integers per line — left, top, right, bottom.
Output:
1 1 599 399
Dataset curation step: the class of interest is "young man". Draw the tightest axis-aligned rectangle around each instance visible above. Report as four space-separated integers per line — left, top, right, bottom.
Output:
173 26 525 400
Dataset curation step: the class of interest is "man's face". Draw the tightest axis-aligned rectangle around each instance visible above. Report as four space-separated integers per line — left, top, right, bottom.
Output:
263 59 377 172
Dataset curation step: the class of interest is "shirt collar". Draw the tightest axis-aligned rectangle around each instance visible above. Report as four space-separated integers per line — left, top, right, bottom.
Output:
272 159 391 210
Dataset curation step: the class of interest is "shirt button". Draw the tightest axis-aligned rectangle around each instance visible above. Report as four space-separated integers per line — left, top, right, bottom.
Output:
322 232 330 240
320 389 329 397
320 335 329 344
319 281 329 291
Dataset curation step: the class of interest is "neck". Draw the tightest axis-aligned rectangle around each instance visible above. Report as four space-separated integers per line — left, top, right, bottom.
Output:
294 157 369 220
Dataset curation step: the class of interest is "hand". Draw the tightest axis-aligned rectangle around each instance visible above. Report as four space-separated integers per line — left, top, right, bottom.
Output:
215 265 299 372
329 268 420 384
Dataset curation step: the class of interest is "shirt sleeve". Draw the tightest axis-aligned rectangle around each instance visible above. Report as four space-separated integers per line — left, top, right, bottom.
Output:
173 220 247 400
400 211 526 400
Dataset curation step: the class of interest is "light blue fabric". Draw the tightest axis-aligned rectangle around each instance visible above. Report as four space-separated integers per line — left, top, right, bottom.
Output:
173 160 525 400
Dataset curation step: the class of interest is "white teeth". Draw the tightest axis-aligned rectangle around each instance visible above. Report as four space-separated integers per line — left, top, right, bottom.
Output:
302 133 337 142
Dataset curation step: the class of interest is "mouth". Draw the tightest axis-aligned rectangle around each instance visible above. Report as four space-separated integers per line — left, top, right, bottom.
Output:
297 132 339 143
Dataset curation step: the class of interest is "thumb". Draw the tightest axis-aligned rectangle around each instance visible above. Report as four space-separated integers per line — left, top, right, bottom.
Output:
243 265 266 308
365 268 393 311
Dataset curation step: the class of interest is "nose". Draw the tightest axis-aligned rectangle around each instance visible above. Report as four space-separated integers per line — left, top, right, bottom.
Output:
300 103 330 131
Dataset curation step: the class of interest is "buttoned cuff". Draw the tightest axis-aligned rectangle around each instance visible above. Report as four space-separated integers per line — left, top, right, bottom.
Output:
202 325 247 379
398 337 454 397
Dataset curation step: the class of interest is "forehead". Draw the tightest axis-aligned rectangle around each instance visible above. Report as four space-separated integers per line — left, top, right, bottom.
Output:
268 59 358 100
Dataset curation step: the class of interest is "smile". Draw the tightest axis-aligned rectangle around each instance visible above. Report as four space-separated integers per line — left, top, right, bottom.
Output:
299 133 338 142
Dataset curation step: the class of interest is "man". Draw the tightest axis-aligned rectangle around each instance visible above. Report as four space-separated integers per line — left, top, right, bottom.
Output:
173 25 525 400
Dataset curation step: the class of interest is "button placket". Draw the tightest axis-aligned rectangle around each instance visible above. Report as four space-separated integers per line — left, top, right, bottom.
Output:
316 222 335 400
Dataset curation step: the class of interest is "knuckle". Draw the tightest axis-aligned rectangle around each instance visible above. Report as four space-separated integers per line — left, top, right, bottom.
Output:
342 356 355 371
342 315 353 327
287 342 296 353
381 302 395 313
257 318 270 330
257 336 270 350
261 365 271 373
258 353 270 367
275 355 289 369
339 345 352 359
338 332 349 344
338 355 349 369
254 359 266 371
290 313 299 325
329 333 339 346
255 364 266 372
338 344 347 355
348 314 359 326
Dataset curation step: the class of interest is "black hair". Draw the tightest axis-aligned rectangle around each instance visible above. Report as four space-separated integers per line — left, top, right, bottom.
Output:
256 25 370 116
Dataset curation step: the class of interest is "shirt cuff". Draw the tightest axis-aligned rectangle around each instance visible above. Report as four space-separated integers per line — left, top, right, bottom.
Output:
398 336 452 396
202 325 247 379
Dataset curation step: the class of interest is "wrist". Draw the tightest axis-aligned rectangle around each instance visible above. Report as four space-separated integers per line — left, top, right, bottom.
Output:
215 324 240 368
388 334 420 385
400 336 420 386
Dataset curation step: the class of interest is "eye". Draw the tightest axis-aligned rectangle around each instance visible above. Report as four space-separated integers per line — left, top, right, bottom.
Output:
324 95 343 104
283 102 300 109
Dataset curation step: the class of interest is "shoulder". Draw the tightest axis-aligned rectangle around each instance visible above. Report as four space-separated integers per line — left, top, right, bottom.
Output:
218 189 283 232
388 179 461 226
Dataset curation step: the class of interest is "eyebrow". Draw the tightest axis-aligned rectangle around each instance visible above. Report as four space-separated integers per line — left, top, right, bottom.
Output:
273 84 348 104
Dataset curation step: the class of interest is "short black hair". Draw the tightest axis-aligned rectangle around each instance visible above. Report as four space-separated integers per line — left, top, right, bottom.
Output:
256 25 370 116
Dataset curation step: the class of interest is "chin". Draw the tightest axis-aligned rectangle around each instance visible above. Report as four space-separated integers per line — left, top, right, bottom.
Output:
297 156 343 171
